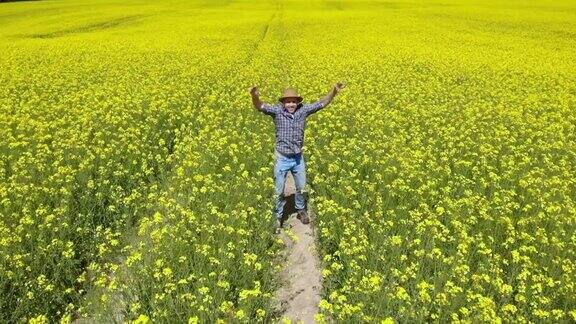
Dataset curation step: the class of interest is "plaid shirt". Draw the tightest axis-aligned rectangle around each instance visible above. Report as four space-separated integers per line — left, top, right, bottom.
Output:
259 100 325 156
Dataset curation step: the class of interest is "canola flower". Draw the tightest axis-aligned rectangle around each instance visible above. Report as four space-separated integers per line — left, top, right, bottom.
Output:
1 0 286 321
302 3 576 321
1 0 576 322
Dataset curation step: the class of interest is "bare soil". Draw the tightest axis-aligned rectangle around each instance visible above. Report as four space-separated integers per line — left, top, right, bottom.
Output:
273 172 322 323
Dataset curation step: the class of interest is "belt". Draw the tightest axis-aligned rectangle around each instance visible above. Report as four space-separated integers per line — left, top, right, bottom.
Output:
275 149 302 158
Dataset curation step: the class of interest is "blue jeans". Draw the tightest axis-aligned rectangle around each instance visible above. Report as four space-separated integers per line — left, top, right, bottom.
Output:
273 149 307 219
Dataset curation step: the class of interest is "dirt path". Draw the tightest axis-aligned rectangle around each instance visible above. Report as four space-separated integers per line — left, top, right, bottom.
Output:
274 172 322 323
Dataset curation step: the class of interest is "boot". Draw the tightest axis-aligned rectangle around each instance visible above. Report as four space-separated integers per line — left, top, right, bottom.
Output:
297 209 309 224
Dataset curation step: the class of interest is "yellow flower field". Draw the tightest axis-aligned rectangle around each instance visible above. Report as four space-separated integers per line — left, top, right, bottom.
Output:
1 0 575 322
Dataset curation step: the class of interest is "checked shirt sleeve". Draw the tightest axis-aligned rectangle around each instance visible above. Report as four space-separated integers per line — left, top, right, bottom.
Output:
304 100 326 116
259 102 280 116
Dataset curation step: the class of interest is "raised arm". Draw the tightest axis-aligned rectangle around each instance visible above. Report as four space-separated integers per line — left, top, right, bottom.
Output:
320 81 346 107
250 85 278 116
250 86 264 110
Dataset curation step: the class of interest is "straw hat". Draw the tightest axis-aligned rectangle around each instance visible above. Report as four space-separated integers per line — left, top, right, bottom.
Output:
278 87 303 104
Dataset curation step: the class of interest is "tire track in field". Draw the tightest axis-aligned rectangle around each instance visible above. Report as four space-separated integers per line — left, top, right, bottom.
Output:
245 0 294 86
244 11 277 67
274 7 294 86
25 14 148 39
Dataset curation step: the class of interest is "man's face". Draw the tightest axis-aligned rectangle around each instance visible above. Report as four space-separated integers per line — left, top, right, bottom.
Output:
283 97 299 113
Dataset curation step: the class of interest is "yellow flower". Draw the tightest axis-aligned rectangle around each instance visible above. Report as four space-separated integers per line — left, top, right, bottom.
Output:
132 314 150 324
381 317 395 324
390 236 402 246
29 315 49 324
235 310 246 320
395 287 410 301
256 309 266 318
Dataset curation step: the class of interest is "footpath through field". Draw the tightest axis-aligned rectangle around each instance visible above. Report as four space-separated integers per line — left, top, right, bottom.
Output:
274 173 323 323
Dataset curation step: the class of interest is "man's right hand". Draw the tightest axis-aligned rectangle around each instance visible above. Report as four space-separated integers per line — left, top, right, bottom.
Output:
250 86 260 97
250 86 264 111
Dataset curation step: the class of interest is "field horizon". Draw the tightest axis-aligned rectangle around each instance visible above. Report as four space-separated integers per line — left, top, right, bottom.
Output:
1 0 575 322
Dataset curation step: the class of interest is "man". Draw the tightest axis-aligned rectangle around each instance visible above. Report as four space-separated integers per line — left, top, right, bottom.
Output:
250 82 346 229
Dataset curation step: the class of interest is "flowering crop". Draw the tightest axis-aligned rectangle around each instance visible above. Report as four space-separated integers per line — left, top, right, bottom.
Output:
2 0 576 322
301 2 576 322
1 1 287 321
